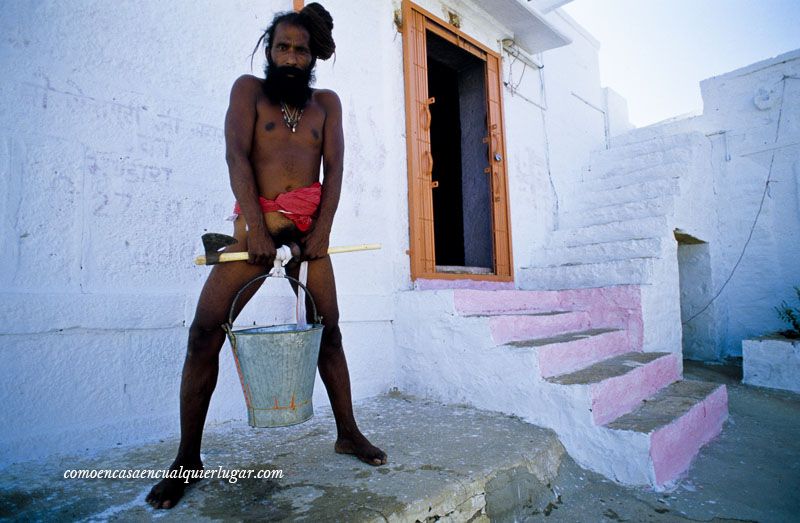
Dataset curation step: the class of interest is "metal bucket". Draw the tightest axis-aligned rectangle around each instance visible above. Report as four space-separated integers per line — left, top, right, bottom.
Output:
224 273 323 428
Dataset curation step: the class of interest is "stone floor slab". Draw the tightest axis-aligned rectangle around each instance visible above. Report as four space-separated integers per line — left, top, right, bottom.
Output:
0 393 564 522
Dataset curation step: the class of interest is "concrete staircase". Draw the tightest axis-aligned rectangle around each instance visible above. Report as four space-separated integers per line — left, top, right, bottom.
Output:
520 132 709 292
395 287 728 486
521 130 716 358
396 130 726 486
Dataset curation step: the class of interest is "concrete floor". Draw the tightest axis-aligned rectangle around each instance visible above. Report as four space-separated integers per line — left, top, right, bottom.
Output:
1 360 798 522
0 394 566 522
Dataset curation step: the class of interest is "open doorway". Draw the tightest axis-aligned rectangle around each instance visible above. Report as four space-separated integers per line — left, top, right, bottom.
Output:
676 231 719 361
426 31 493 274
402 1 513 281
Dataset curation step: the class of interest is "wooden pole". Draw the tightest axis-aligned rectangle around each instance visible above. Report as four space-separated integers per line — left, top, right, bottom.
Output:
195 243 382 266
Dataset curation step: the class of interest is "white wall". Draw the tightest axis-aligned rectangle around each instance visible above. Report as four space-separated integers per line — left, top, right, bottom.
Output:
536 10 607 238
0 0 614 466
503 7 611 272
0 0 404 467
608 49 800 359
700 50 800 357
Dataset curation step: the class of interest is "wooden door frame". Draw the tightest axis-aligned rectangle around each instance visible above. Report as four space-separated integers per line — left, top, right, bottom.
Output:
401 0 514 282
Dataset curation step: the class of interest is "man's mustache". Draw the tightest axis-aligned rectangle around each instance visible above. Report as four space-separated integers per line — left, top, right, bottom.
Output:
275 66 309 78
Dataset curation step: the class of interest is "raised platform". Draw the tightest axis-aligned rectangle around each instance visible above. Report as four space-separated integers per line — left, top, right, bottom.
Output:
0 394 565 521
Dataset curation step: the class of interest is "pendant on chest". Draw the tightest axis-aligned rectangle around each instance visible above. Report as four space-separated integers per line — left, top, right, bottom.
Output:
280 102 303 133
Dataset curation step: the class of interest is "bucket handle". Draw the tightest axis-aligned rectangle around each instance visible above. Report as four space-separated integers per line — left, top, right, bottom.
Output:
225 273 322 331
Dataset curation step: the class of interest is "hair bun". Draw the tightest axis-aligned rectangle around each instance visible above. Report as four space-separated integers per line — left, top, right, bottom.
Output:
301 2 333 31
299 2 335 60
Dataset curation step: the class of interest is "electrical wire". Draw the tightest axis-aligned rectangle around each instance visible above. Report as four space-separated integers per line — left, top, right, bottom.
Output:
682 163 774 325
682 77 788 325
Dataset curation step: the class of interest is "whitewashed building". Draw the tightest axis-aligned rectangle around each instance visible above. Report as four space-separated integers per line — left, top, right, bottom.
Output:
2 0 798 486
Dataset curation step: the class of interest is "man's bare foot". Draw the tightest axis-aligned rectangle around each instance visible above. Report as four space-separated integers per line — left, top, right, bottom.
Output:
335 433 387 466
145 463 203 510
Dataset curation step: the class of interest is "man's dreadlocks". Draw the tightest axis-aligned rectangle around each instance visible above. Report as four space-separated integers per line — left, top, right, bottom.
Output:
251 2 335 68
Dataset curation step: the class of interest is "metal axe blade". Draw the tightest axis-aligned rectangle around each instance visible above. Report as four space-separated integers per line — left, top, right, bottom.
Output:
201 233 238 265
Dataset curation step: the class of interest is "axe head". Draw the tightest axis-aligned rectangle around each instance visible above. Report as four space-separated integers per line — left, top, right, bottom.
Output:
201 233 238 264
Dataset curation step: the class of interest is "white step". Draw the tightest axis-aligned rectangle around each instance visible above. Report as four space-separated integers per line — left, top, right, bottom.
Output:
557 216 669 247
606 380 728 485
484 311 593 345
560 197 674 229
565 177 681 212
547 351 681 426
452 289 566 315
452 288 642 336
588 132 700 168
505 328 635 378
575 160 685 195
611 128 706 149
519 258 656 290
588 146 694 180
532 237 664 266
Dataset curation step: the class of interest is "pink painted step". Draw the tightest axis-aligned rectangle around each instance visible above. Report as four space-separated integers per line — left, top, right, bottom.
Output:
548 352 682 425
506 328 636 378
486 311 592 345
454 289 565 315
607 380 728 485
452 287 643 350
453 286 642 316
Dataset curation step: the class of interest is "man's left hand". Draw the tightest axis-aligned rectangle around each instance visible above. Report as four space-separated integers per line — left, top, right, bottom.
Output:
302 225 330 260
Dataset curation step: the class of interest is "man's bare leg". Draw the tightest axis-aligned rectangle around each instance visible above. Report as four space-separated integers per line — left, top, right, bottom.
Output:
289 255 387 465
147 245 384 508
146 247 267 509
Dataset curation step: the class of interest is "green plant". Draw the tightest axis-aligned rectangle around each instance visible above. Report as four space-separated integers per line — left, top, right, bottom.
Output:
775 286 800 338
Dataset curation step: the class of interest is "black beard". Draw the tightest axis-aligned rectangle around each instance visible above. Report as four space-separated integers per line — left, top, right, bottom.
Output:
262 61 314 108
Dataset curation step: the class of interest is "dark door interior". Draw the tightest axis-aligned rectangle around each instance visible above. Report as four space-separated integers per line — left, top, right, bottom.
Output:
426 31 494 272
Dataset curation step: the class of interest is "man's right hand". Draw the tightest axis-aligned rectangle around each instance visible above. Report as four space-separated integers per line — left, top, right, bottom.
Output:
246 231 277 267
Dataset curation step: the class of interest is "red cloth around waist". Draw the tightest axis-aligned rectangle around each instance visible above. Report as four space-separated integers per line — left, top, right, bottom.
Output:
232 182 322 232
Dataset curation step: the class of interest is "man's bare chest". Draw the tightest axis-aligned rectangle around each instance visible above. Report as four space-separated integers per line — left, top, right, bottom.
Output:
254 100 325 151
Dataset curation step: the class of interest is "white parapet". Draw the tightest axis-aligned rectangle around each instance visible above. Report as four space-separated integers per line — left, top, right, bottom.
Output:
742 336 800 393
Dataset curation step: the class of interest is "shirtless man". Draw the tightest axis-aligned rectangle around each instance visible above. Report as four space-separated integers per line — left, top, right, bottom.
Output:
146 3 386 509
